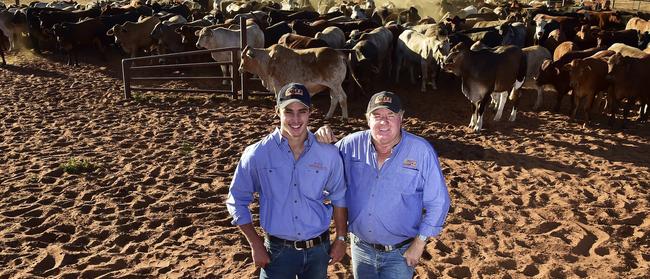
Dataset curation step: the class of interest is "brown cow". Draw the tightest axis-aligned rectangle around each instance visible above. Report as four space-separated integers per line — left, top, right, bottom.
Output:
537 47 605 112
577 10 622 30
278 33 329 49
553 41 578 61
606 53 650 126
567 57 609 123
574 24 598 49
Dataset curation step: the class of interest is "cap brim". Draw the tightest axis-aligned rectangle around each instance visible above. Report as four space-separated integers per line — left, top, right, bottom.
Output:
367 105 399 114
278 99 309 109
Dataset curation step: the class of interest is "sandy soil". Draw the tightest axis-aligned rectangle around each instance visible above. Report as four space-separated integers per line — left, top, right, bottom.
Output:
0 42 649 279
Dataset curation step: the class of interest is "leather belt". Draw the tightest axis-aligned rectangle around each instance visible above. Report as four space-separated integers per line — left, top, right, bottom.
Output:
365 238 414 252
267 231 329 250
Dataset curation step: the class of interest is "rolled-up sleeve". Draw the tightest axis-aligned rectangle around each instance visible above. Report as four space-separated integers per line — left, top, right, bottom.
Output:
325 153 346 208
418 150 451 237
226 147 258 226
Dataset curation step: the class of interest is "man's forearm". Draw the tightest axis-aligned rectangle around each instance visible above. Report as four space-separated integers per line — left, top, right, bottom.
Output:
238 223 264 248
333 207 348 237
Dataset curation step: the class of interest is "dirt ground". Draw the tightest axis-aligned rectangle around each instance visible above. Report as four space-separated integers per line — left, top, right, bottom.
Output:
0 37 648 279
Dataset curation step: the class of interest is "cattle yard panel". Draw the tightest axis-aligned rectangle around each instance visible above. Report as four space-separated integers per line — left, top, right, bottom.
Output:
121 17 272 100
121 47 240 99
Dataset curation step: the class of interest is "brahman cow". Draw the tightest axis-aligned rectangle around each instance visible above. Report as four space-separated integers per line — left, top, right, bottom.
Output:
442 42 527 131
625 17 650 34
106 15 161 58
512 45 552 112
314 26 345 49
195 23 264 85
239 44 360 119
395 29 450 92
0 9 27 50
348 26 393 92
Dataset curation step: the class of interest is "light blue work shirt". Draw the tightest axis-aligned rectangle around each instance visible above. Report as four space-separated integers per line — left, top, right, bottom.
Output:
336 129 451 245
226 128 346 241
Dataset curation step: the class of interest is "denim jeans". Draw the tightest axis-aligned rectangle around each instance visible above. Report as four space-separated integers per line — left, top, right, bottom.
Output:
259 237 331 279
350 234 415 279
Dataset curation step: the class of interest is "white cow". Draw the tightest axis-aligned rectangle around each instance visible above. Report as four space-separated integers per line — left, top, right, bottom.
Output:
315 26 345 49
195 23 264 84
395 29 450 92
240 44 359 119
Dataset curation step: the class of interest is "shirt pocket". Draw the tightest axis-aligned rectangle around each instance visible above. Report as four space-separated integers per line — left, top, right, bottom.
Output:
394 167 421 194
259 167 290 199
299 168 328 200
350 161 369 189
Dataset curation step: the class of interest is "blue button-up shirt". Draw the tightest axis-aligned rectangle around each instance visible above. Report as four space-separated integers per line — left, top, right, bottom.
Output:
336 130 450 245
226 128 346 241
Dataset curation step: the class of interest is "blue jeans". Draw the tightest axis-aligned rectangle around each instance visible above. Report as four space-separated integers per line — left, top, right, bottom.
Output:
260 237 331 279
350 234 415 279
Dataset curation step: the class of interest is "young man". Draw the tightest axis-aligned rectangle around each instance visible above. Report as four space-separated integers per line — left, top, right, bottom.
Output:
316 91 451 278
226 83 348 279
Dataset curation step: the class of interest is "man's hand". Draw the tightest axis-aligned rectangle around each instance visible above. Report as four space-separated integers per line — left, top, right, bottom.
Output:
329 238 347 264
251 241 271 268
315 125 338 144
403 238 426 267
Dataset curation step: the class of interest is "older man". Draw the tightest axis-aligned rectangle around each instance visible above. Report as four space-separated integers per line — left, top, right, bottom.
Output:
226 83 348 279
316 91 451 278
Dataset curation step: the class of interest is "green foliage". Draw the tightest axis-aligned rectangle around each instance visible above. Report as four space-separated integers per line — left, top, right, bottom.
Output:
180 142 194 156
60 158 97 174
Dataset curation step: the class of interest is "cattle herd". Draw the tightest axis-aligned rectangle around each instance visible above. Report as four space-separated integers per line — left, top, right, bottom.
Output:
0 0 649 130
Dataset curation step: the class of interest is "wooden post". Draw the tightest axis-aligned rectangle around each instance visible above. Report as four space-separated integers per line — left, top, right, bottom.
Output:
239 16 248 100
122 59 131 99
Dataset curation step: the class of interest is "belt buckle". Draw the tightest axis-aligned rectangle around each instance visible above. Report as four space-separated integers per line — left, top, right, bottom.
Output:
294 239 314 250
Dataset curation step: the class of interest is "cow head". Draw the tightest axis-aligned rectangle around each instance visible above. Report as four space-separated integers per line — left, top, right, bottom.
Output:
107 24 126 44
442 42 468 76
194 27 211 49
434 37 451 66
534 19 548 43
537 59 559 86
239 45 261 75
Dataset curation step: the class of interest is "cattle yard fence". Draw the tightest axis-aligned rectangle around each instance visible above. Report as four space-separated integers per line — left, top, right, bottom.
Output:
121 17 272 100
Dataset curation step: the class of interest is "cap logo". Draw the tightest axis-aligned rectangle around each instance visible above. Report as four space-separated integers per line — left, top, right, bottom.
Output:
376 96 392 104
285 87 304 97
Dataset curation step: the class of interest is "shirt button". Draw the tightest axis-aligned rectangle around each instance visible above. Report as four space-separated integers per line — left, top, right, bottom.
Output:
294 184 297 187
369 230 372 233
371 194 374 197
368 213 372 216
294 200 297 203
298 233 301 235
295 216 298 219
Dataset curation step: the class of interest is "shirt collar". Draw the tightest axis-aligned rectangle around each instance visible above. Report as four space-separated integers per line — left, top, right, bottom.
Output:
368 128 407 154
272 127 314 148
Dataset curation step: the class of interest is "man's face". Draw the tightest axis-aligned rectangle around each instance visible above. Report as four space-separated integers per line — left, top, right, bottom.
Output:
368 108 402 146
278 101 310 140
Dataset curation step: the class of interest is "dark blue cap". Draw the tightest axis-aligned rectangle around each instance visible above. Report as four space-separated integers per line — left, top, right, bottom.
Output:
277 83 311 108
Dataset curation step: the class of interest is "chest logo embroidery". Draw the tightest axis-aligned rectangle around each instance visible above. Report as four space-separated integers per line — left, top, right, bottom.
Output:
403 159 417 169
308 162 327 171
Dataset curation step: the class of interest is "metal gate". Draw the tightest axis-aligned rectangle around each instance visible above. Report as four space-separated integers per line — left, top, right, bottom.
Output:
121 17 272 100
